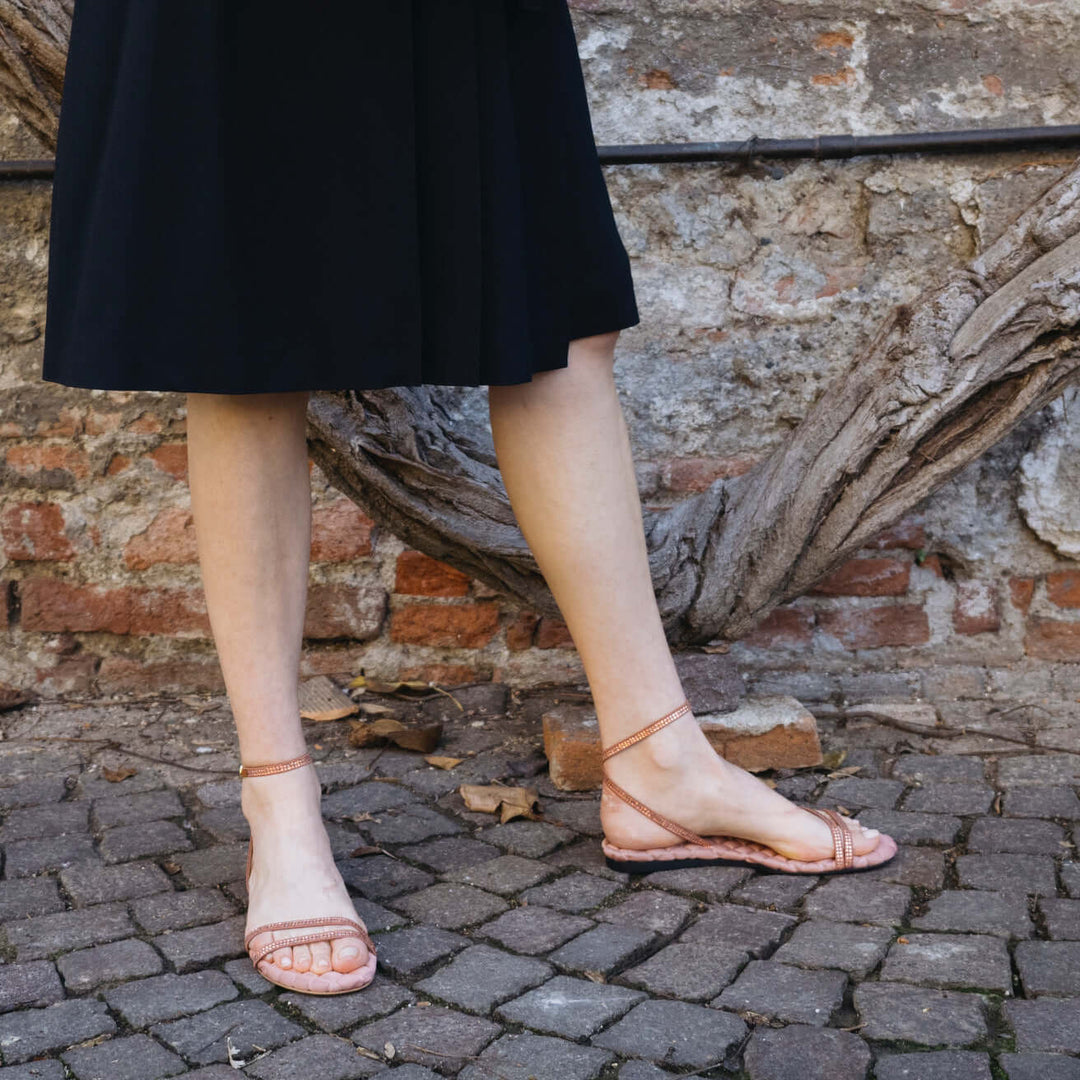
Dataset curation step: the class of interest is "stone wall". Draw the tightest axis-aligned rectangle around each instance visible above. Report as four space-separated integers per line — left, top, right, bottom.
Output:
2 0 1080 705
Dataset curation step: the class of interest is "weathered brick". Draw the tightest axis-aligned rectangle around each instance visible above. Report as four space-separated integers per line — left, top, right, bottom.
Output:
369 926 469 979
151 914 247 972
0 961 65 1013
122 507 198 569
0 802 88 844
130 887 236 934
548 923 658 976
880 933 1012 992
1005 999 1080 1054
856 810 961 845
541 696 821 790
1040 898 1080 940
59 860 172 906
338 854 434 901
913 889 1033 938
303 583 386 640
2 835 98 877
1015 941 1080 997
999 1052 1080 1080
395 836 501 874
956 854 1058 894
1026 618 1080 661
817 603 929 649
811 557 910 596
309 501 374 562
902 783 995 816
803 877 910 926
245 1032 383 1080
394 550 471 597
0 878 65 921
1004 786 1080 819
389 601 499 648
90 789 184 830
476 820 575 858
442 854 554 895
713 960 846 1026
854 983 988 1046
520 872 621 913
772 919 893 978
480 906 593 955
678 904 796 956
953 580 1000 635
99 820 192 863
278 975 414 1032
4 901 134 961
595 891 695 936
19 579 210 635
620 942 747 1002
392 882 508 930
874 1051 992 1080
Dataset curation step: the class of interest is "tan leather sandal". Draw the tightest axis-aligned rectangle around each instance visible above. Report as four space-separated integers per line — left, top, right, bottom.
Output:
239 751 377 995
600 700 898 875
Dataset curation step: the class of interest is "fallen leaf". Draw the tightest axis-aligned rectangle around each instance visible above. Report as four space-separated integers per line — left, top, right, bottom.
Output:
355 1046 383 1062
701 642 730 653
821 749 847 770
424 755 463 770
162 860 181 874
349 845 382 858
897 936 909 944
460 783 541 823
356 701 399 717
826 765 863 779
348 717 442 753
103 765 137 783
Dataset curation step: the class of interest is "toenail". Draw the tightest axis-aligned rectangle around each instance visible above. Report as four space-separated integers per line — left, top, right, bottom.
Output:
865 828 879 836
340 947 358 958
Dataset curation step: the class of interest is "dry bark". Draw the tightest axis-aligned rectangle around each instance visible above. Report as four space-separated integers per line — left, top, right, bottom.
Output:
6 5 1080 646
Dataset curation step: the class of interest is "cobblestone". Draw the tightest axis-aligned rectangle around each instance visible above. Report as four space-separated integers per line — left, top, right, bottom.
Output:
880 932 1012 991
442 853 555 895
130 886 237 933
151 914 247 972
494 974 644 1039
956 854 1058 894
99 820 193 863
854 983 989 1045
591 999 747 1069
0 878 65 921
413 944 552 1013
771 918 893 977
1040 898 1080 939
244 1033 383 1080
594 890 696 935
519 871 621 912
1004 786 1080 819
1 692 1077 1077
802 876 910 926
1016 941 1080 997
480 905 593 955
999 1052 1080 1079
352 1004 501 1073
619 943 748 1002
0 962 65 1013
390 881 506 928
55 937 163 992
1005 999 1080 1053
0 1000 116 1065
678 903 796 956
369 926 469 979
278 975 414 1031
547 922 658 975
60 1032 187 1080
4 901 134 961
967 817 1068 854
458 1032 613 1080
742 1024 871 1080
912 889 1034 937
873 1050 993 1080
713 960 847 1025
58 860 173 906
151 1000 304 1065
90 789 185 830
104 970 239 1028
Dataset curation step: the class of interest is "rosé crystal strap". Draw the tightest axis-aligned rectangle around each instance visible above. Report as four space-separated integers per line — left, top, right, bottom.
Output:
600 701 692 762
237 751 313 778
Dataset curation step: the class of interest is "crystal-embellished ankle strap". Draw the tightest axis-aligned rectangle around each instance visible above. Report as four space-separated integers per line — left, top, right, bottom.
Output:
600 700 692 762
237 751 313 778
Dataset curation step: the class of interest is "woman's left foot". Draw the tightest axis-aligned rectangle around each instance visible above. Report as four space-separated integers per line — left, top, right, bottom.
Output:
600 709 882 862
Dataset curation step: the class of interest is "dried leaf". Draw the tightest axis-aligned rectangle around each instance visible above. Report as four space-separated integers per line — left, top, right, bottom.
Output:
162 860 181 874
460 783 541 823
364 677 436 695
355 1046 383 1062
298 675 359 721
826 765 863 780
582 969 607 983
821 749 847 770
356 701 399 717
349 845 382 858
103 765 137 783
701 642 730 653
179 695 218 714
424 755 463 770
348 717 442 753
897 936 909 944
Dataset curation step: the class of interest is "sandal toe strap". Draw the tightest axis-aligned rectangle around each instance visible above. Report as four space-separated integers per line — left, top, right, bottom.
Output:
246 915 375 965
805 806 855 868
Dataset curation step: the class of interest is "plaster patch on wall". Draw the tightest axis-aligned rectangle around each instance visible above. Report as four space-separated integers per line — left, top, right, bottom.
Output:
1017 394 1080 560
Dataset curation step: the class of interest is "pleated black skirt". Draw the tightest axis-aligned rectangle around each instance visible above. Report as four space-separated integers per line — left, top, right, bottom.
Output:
40 0 640 393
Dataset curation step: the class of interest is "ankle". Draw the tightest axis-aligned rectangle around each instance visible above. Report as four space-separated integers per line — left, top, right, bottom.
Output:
605 711 707 774
240 764 321 819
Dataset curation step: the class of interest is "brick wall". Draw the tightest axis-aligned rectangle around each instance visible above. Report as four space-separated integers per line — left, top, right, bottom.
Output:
4 0 1080 701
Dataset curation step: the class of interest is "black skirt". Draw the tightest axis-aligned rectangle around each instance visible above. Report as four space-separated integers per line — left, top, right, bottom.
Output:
40 0 640 394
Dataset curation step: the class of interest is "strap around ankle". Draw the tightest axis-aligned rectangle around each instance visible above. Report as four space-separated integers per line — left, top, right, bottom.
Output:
238 751 313 778
601 700 691 762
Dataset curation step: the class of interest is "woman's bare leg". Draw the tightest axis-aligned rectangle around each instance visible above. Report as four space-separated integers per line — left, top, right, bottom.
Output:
185 390 369 976
488 333 880 859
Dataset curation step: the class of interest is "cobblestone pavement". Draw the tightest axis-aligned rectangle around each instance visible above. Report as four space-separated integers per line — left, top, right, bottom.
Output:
1 683 1078 1079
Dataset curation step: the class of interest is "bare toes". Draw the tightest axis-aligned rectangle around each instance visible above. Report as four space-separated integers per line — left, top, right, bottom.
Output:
291 944 312 972
332 935 367 973
271 944 293 969
310 941 332 974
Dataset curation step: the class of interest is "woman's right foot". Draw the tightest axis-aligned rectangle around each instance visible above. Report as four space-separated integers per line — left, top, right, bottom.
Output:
240 764 372 978
600 709 882 862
